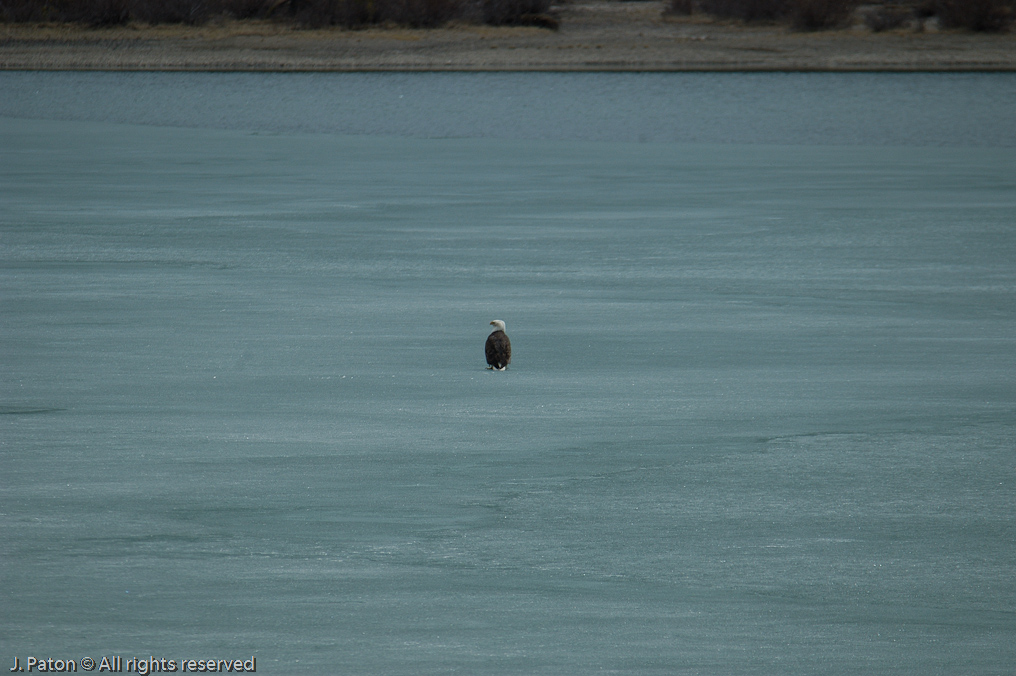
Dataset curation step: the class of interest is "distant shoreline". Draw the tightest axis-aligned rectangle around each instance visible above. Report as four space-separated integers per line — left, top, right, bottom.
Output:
2 2 1015 72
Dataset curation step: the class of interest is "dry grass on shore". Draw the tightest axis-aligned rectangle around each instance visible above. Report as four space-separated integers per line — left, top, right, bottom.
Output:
0 0 558 29
2 0 1014 71
3 0 1013 32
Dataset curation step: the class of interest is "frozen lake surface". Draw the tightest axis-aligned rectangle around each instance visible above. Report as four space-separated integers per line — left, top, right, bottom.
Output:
2 72 1015 674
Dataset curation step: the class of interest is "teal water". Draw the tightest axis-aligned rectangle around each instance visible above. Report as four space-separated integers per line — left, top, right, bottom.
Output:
1 73 1015 674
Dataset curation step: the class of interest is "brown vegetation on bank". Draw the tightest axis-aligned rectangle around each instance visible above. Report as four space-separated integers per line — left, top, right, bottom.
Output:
668 0 1015 31
669 0 855 29
4 0 1012 31
0 0 557 28
2 0 1014 72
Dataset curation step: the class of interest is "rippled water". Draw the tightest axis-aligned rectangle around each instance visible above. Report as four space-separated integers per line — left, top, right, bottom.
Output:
3 71 1016 146
1 72 1014 674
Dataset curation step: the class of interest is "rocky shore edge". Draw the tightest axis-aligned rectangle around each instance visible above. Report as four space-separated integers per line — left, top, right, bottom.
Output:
2 1 1014 71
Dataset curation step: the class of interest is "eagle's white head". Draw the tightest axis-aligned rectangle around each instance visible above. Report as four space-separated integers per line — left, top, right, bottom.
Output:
489 320 506 333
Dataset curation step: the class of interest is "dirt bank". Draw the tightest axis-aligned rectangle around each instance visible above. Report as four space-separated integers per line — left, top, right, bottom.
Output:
2 2 1014 71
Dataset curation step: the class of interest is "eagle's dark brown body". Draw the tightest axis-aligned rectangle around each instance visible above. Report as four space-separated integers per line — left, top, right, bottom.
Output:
485 324 511 370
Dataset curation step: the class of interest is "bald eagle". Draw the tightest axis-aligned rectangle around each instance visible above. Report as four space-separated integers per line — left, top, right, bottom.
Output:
485 320 511 370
